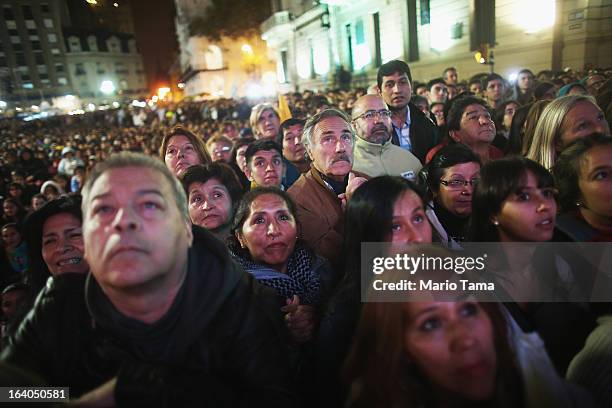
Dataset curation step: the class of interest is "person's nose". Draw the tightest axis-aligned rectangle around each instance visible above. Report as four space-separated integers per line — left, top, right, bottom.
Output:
112 206 139 231
267 220 280 237
536 195 553 213
449 321 477 353
202 198 214 210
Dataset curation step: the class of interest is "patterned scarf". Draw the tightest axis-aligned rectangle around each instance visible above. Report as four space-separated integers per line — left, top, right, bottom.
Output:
230 244 321 305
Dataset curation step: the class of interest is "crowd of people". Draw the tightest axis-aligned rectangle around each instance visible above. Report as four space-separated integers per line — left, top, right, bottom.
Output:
0 59 611 406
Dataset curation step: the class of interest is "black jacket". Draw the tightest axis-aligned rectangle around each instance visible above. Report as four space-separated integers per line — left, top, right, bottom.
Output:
1 226 298 407
390 102 439 164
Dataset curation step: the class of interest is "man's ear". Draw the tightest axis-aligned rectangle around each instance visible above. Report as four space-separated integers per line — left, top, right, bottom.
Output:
244 166 253 181
449 129 461 143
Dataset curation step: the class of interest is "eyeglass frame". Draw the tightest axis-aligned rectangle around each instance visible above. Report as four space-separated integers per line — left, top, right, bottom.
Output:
352 109 393 121
439 178 479 190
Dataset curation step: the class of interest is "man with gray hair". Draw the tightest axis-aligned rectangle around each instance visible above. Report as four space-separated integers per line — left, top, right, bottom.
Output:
287 109 367 268
1 152 296 406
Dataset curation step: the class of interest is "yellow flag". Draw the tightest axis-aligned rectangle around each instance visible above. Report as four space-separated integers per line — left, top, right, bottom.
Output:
278 93 292 123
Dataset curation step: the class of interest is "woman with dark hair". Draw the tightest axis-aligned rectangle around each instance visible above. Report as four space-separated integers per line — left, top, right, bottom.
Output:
505 103 532 156
469 157 597 374
315 176 432 406
343 282 595 408
227 187 334 342
181 163 243 242
421 144 481 246
1 198 27 229
159 125 212 177
469 157 557 242
554 132 612 241
23 196 88 291
514 68 536 105
228 137 255 191
0 223 28 286
492 100 519 152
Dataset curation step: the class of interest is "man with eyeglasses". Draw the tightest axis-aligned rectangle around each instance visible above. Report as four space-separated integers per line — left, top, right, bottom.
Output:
287 109 368 269
377 60 439 164
351 95 422 180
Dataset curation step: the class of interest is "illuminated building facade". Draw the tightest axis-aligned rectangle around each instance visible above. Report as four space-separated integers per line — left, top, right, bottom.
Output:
261 0 612 91
174 0 276 99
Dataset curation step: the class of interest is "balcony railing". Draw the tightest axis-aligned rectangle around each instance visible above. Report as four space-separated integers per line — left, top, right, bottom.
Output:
261 11 291 34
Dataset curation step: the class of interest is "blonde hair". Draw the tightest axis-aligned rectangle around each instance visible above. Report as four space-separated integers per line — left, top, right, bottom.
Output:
526 95 598 169
249 103 279 138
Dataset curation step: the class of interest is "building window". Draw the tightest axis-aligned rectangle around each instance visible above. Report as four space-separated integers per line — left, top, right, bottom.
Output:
3 6 14 20
26 20 36 29
28 28 38 35
21 72 31 81
47 33 57 43
115 62 128 74
420 0 430 25
8 29 18 36
15 53 26 66
41 3 50 13
55 63 64 73
75 63 86 76
51 48 60 55
68 37 81 52
39 73 48 80
0 58 7 67
43 18 53 28
22 83 34 89
87 36 98 52
353 19 371 70
31 41 41 50
6 20 17 29
35 53 44 65
10 36 21 44
96 62 105 74
107 37 120 53
57 77 68 85
22 5 33 19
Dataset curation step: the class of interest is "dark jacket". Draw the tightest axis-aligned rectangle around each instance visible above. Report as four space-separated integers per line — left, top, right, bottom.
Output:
390 102 439 164
1 226 298 407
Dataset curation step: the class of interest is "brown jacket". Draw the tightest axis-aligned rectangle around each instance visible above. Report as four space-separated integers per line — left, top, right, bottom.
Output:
287 166 344 268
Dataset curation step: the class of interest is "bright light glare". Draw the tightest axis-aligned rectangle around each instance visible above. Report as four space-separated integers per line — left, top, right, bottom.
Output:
430 15 453 52
177 82 185 89
87 103 96 111
100 80 115 95
479 57 485 64
513 0 555 33
151 95 159 102
86 0 97 4
158 87 170 100
112 101 120 108
241 44 253 54
131 100 146 108
113 2 119 7
0 101 8 109
508 72 519 82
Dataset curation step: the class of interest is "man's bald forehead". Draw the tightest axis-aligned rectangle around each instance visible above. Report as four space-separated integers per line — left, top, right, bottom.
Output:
352 94 386 118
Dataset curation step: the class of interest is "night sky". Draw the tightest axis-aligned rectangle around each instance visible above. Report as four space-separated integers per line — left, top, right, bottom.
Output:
130 0 178 91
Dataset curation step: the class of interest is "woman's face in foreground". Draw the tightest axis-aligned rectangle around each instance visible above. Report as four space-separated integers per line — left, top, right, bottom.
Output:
403 301 497 402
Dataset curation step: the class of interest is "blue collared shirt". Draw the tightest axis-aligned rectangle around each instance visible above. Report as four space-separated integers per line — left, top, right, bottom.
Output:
392 108 412 152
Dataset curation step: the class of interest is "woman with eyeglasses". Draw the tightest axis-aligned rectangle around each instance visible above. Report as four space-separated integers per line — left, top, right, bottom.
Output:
420 144 481 247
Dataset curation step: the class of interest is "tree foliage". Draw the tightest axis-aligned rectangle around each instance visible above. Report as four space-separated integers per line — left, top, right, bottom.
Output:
189 0 272 41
